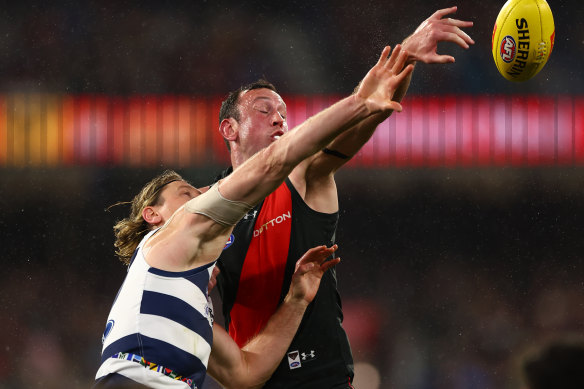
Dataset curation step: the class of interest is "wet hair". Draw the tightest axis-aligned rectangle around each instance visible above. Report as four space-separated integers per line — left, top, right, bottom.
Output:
219 79 278 151
110 170 184 265
522 338 584 389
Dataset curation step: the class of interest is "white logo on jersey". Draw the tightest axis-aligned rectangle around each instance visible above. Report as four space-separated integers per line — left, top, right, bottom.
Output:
301 350 316 361
243 210 258 220
253 211 291 237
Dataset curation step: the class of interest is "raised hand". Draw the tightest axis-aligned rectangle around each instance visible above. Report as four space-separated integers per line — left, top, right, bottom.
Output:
355 45 414 114
287 245 341 305
402 6 474 64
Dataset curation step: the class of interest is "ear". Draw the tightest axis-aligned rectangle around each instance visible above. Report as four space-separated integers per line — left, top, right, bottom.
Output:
142 206 162 226
219 118 238 143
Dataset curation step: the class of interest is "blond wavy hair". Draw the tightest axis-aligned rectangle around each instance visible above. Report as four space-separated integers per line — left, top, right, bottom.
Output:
111 170 184 265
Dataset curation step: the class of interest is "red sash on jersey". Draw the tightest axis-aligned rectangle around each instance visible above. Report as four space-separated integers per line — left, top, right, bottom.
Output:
229 183 292 347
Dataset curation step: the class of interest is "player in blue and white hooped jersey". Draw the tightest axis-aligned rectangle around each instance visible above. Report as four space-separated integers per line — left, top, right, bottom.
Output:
96 227 217 388
94 45 414 389
95 172 340 389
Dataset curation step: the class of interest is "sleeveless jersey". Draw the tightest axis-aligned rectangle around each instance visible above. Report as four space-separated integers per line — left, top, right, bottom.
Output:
217 178 354 388
95 229 215 389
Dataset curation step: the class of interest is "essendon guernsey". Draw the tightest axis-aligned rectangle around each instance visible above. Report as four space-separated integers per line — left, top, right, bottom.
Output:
216 178 354 388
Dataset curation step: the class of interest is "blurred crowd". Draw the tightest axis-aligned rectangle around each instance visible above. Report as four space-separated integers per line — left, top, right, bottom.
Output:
0 0 581 96
1 1 583 388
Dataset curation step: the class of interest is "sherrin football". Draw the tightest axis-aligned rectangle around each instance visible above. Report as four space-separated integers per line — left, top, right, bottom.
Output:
492 0 555 82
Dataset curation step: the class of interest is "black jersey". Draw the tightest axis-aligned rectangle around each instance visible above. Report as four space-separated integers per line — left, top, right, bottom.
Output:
216 177 354 388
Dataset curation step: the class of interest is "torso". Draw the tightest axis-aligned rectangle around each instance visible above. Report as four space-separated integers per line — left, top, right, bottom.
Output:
95 229 216 389
216 178 354 388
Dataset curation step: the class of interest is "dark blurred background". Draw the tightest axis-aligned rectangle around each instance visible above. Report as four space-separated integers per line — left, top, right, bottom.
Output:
1 1 583 388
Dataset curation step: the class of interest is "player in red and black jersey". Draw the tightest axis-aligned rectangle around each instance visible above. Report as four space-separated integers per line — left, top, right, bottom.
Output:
214 8 474 388
215 172 347 387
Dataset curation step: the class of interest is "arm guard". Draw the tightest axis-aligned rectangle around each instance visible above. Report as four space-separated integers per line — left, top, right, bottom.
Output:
184 184 254 227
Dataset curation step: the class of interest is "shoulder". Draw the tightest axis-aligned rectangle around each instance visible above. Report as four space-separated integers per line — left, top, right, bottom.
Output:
289 163 338 213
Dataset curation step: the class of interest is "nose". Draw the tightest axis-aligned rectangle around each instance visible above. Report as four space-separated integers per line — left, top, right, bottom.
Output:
272 112 285 127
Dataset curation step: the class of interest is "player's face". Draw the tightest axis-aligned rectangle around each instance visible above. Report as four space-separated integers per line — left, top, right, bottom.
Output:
235 88 288 158
156 181 206 223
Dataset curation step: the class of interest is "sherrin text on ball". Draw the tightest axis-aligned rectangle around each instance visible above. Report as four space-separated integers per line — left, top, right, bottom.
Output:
492 0 555 82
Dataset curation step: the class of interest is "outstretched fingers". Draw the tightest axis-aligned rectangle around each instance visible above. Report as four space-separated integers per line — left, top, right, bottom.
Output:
320 257 341 273
428 54 455 64
377 46 392 67
431 6 458 20
430 6 474 47
445 18 474 29
289 245 341 304
295 244 338 275
439 24 475 48
387 62 414 112
391 47 409 74
384 44 403 70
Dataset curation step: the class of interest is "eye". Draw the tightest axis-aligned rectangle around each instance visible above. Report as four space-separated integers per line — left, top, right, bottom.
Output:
254 104 271 114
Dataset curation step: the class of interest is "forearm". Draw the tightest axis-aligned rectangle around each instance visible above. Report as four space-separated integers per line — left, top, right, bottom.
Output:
208 245 336 388
315 68 414 172
271 93 371 171
219 94 371 205
208 296 308 388
240 295 308 386
393 60 414 103
323 111 390 161
221 45 412 205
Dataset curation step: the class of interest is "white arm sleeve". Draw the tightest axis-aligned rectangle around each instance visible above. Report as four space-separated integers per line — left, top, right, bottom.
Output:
184 184 254 227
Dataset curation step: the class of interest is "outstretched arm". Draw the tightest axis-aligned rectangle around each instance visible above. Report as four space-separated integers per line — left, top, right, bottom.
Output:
207 245 341 388
145 45 411 272
303 6 474 180
147 44 412 273
218 45 413 207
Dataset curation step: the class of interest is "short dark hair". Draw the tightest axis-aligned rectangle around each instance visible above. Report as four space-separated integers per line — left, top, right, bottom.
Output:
522 338 584 389
219 79 278 151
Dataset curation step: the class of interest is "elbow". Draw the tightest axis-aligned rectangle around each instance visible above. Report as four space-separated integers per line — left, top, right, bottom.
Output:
220 375 269 389
241 378 271 389
228 354 273 389
210 353 271 389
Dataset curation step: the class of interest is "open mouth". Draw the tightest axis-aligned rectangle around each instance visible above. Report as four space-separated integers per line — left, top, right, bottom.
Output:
271 131 284 141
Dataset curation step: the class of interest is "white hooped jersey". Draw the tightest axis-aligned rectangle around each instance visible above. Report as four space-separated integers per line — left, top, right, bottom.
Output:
95 229 215 389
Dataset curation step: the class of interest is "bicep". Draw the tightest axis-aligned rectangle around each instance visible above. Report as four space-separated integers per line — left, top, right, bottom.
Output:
146 210 231 270
290 158 339 214
303 149 348 178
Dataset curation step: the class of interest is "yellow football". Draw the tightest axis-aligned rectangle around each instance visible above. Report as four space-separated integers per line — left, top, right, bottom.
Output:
492 0 555 82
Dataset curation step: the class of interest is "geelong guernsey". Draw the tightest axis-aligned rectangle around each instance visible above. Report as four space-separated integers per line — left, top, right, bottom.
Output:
95 229 215 389
217 177 354 388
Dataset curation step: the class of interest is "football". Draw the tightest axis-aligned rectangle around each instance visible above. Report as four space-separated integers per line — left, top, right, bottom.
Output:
492 0 555 82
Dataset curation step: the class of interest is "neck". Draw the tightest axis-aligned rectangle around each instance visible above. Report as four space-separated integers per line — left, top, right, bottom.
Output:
230 146 253 170
231 153 246 170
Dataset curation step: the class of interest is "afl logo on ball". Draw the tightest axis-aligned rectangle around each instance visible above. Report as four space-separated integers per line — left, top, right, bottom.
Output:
500 35 516 63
